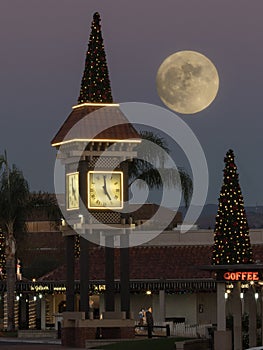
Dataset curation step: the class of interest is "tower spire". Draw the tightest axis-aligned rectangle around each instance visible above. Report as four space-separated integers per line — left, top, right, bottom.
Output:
78 12 113 104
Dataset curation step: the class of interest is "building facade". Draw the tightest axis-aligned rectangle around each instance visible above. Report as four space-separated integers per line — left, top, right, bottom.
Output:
1 228 263 331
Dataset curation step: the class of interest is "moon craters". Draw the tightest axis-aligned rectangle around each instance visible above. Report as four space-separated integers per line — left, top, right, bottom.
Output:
156 51 219 114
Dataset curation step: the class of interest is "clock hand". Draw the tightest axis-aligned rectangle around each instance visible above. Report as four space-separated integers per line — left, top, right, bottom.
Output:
102 176 112 201
71 178 76 200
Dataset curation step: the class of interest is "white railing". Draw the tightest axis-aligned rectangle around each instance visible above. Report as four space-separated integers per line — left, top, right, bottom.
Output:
136 321 213 339
171 322 212 338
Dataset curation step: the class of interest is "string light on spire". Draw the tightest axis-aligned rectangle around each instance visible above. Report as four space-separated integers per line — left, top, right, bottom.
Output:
78 12 113 104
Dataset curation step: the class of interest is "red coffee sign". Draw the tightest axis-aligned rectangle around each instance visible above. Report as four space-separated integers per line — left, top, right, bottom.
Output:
223 271 259 281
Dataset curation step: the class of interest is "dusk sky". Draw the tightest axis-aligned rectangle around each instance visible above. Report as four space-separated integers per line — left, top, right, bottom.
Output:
1 1 263 207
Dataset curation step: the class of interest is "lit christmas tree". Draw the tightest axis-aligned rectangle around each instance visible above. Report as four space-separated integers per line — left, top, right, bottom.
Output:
78 12 113 104
212 149 253 265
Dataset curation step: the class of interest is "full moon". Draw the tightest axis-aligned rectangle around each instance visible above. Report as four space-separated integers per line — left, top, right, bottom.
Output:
156 51 219 114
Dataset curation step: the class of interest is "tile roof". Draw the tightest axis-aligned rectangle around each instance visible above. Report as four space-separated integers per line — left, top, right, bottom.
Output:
51 105 141 146
19 232 65 278
38 245 213 282
38 244 263 283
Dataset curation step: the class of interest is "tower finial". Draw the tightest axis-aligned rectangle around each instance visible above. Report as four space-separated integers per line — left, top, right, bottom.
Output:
93 12 100 20
78 12 113 104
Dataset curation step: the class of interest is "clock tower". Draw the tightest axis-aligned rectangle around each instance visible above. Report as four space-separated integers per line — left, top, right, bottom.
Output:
51 12 140 345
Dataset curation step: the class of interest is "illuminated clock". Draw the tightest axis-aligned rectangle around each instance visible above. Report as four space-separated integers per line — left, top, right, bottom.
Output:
66 172 79 210
88 171 123 209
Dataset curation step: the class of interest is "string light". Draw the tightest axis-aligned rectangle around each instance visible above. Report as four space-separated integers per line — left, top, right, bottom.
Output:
78 12 113 104
0 231 6 278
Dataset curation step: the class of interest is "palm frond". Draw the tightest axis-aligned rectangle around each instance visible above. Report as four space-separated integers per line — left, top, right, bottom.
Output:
0 151 8 174
29 191 61 221
128 131 193 207
0 166 30 233
135 131 170 167
129 165 192 206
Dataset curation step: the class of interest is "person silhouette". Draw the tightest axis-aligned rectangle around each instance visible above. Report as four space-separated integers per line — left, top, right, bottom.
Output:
145 307 154 338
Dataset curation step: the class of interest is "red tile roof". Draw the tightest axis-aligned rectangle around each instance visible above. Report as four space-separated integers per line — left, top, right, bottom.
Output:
51 105 141 146
38 244 263 283
38 245 213 282
19 232 65 278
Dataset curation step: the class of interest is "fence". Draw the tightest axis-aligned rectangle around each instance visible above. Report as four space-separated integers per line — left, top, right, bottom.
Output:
135 322 213 339
171 322 213 338
135 324 170 338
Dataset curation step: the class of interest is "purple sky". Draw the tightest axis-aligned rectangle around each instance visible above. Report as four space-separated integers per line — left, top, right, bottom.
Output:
1 0 263 206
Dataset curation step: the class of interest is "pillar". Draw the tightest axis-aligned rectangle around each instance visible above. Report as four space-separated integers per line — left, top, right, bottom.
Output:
65 235 75 312
232 282 242 350
40 297 46 330
247 287 257 348
19 296 28 329
159 289 166 324
78 158 90 318
28 295 36 329
217 282 226 330
120 243 130 318
214 282 232 350
120 163 130 318
80 236 90 318
105 236 115 312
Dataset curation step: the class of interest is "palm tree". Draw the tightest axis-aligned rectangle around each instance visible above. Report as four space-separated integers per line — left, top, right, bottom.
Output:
28 191 61 224
0 151 30 331
128 131 193 207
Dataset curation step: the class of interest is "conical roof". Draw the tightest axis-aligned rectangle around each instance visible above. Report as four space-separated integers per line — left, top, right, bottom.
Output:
51 104 140 146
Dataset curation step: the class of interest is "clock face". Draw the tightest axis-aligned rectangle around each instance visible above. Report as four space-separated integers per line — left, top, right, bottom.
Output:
66 172 79 210
88 171 123 209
